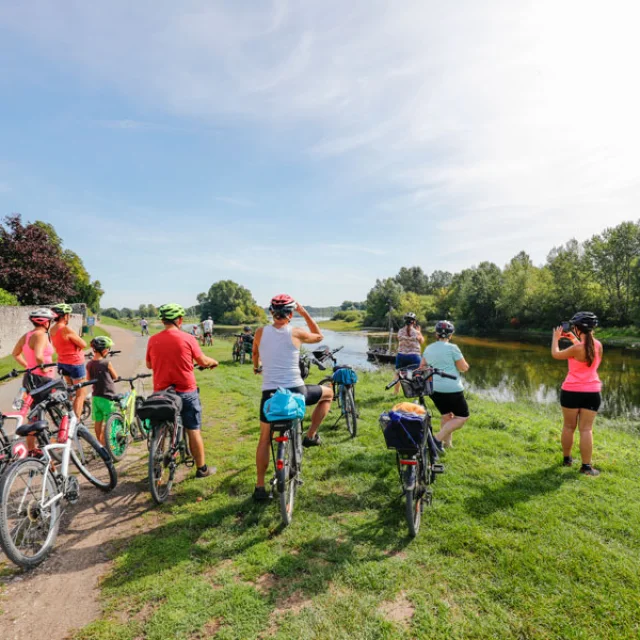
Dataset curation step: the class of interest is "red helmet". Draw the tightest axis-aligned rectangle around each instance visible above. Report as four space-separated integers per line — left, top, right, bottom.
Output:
270 294 296 316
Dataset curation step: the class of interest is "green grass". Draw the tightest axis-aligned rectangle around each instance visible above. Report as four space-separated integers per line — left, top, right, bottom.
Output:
0 354 16 380
76 338 640 639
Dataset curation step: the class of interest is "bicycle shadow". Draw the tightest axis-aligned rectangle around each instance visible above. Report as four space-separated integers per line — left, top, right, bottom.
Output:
463 464 578 519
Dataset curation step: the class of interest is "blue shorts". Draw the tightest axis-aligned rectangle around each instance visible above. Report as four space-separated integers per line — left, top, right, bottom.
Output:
395 353 421 370
177 390 202 431
58 363 86 380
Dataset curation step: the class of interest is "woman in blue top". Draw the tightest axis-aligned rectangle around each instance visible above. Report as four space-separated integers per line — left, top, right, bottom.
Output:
421 320 470 451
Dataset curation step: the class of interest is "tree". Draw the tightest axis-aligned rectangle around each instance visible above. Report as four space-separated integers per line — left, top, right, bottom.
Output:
200 280 265 324
120 307 134 319
452 262 504 331
0 214 76 304
101 307 121 319
394 266 430 294
138 304 149 318
0 288 18 306
364 278 404 327
63 249 103 311
429 270 453 291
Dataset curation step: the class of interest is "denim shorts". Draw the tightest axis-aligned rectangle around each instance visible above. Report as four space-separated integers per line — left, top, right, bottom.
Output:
395 353 422 370
177 390 202 431
58 363 86 380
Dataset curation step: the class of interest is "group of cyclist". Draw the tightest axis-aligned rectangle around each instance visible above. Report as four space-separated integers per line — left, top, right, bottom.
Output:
7 297 604 502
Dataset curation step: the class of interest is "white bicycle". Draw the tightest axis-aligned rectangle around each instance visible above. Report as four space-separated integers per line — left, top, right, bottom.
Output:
0 379 117 569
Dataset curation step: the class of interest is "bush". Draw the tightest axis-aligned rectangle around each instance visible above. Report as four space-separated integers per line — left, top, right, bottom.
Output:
0 288 18 306
331 310 364 323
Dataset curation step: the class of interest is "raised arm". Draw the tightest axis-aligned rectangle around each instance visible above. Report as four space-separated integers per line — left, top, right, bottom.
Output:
551 327 582 360
291 304 323 344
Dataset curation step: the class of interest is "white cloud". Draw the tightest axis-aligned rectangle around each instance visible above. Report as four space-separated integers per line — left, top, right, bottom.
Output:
3 0 640 283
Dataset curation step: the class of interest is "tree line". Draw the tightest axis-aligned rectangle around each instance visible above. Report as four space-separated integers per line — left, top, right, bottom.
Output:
0 214 103 309
361 220 640 332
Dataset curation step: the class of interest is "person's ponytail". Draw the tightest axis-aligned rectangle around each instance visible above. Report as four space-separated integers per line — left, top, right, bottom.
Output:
584 331 595 367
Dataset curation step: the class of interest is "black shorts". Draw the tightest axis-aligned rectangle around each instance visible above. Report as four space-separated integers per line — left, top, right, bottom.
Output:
560 390 601 412
260 385 323 423
430 391 470 418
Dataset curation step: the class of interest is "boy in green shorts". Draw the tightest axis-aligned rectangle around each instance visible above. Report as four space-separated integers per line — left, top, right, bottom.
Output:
86 336 119 445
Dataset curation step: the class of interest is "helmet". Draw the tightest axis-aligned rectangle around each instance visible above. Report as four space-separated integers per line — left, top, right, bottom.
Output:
570 311 598 331
435 320 455 337
404 312 417 322
51 303 73 317
29 308 56 326
269 294 296 317
243 326 251 332
90 336 114 351
158 303 186 321
208 316 212 320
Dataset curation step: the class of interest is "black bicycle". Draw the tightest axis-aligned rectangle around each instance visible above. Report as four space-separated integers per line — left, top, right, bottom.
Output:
314 346 359 438
269 415 304 526
381 366 455 537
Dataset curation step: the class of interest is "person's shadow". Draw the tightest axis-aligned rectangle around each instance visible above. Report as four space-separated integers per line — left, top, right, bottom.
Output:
464 464 577 518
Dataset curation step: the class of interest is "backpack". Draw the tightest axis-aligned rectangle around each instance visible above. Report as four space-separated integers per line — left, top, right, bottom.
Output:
264 388 306 422
379 410 427 452
137 389 183 424
332 365 358 386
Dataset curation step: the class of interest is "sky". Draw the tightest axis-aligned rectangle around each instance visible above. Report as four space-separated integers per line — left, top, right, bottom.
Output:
1 1 639 308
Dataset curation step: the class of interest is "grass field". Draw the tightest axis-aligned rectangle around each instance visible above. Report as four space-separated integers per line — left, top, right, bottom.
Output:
318 319 365 332
75 337 640 639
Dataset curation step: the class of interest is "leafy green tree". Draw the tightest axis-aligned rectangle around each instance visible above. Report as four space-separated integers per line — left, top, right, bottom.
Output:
101 307 121 319
394 266 430 294
429 270 453 291
120 307 134 319
452 262 504 331
0 288 18 306
364 278 404 327
200 280 264 324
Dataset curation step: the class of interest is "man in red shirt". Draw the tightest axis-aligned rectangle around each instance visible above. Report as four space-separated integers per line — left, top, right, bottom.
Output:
146 303 218 478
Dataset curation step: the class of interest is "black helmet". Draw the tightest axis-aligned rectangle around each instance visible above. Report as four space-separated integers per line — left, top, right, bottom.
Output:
435 320 455 337
570 311 598 332
243 326 251 332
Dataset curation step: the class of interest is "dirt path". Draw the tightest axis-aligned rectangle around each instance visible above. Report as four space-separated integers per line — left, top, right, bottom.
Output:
0 324 154 640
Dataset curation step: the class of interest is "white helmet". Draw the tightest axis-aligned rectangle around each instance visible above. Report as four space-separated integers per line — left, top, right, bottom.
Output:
29 308 56 326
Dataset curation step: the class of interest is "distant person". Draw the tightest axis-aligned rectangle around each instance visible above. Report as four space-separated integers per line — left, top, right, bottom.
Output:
50 303 88 419
202 316 214 343
140 317 149 336
191 323 201 342
421 320 470 451
394 312 425 394
11 308 57 453
146 303 218 478
551 311 602 476
87 336 118 445
251 295 332 502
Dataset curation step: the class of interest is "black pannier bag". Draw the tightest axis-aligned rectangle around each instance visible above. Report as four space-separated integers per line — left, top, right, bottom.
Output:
30 377 67 406
137 389 183 424
379 411 427 452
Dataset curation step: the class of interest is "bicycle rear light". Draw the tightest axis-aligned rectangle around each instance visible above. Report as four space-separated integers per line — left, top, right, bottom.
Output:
12 442 28 459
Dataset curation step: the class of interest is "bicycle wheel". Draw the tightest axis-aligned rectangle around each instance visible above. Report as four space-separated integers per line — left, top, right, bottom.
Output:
0 459 61 569
71 426 118 492
81 398 92 423
148 422 176 504
104 412 130 462
402 461 421 537
276 434 297 526
343 386 358 438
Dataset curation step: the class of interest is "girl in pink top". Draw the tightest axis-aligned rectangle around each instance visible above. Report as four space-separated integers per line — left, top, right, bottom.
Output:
551 311 602 476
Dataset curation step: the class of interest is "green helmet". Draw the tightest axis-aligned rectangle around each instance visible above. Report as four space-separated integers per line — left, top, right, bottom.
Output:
158 303 186 321
90 336 114 351
51 303 73 317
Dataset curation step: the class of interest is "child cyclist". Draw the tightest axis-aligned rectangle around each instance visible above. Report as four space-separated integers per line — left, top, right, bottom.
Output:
86 336 119 446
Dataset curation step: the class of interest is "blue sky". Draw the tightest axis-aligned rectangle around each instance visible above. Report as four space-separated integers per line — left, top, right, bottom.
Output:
1 1 639 308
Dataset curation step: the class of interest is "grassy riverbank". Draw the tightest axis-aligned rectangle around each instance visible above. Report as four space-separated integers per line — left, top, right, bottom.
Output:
318 319 365 332
73 336 640 639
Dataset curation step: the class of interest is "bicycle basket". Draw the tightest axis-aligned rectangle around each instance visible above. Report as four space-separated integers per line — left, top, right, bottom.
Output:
399 372 433 398
332 366 358 385
136 389 182 423
30 377 67 406
379 410 427 451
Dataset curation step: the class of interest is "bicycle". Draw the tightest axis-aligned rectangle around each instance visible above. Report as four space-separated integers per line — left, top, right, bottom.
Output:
0 379 117 568
141 326 149 337
381 366 455 537
203 332 213 347
103 373 152 462
314 346 359 438
140 386 194 504
269 415 304 526
232 334 253 364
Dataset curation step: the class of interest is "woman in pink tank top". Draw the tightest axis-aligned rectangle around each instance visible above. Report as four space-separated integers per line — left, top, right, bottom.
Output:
551 311 602 476
11 308 57 379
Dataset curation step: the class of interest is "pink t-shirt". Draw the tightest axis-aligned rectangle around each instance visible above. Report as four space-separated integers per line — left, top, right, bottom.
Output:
561 339 602 393
22 330 55 377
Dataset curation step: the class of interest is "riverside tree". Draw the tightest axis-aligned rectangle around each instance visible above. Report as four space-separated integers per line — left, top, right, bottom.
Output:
197 280 266 325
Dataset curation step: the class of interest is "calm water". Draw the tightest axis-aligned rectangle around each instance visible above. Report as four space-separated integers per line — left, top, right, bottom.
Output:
208 320 640 419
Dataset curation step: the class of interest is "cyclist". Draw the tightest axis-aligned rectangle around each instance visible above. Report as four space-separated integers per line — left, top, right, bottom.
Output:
394 312 425 394
242 325 254 353
202 316 214 343
191 323 201 342
50 303 88 420
421 320 470 451
140 318 149 336
551 311 602 476
11 308 57 453
252 294 333 502
86 336 119 446
146 303 219 478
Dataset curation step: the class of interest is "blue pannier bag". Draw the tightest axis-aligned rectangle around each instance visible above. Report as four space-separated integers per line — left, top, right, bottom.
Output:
380 410 426 451
264 387 306 422
332 366 358 385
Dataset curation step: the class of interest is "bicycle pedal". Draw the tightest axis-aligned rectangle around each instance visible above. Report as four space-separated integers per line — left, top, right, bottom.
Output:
432 463 445 474
184 457 195 468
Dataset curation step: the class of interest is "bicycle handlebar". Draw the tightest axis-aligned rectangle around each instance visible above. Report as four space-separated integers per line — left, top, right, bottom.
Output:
117 373 152 383
0 362 59 382
69 379 97 392
384 367 457 390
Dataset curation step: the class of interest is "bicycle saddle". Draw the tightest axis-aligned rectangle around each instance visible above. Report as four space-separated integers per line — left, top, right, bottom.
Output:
16 420 49 437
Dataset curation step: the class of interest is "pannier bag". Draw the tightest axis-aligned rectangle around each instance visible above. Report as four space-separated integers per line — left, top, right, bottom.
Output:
400 372 433 398
137 389 183 424
264 388 306 422
299 353 311 380
332 365 358 385
380 410 427 451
